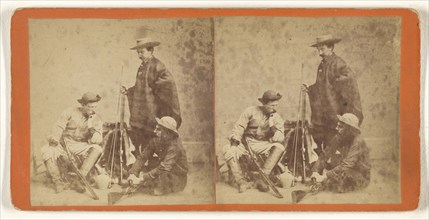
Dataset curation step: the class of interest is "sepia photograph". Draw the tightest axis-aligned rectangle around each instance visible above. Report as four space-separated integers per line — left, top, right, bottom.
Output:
29 17 215 206
215 16 401 204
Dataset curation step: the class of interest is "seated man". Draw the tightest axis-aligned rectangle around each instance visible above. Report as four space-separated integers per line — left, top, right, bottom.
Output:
41 92 103 193
223 90 285 193
127 116 188 196
311 113 371 193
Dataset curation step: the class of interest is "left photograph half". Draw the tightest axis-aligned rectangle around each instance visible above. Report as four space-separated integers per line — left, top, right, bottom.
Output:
29 18 215 206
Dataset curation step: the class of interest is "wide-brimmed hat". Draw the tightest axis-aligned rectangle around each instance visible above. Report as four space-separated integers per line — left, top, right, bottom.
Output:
311 34 342 47
337 113 360 131
258 90 282 103
155 116 178 134
77 92 101 104
130 37 161 50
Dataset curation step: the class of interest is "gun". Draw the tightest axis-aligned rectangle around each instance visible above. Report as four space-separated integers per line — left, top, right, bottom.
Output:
60 140 99 200
242 138 283 199
107 180 144 205
291 177 322 204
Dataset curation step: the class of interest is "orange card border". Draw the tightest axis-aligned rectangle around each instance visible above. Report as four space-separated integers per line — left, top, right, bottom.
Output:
11 8 420 211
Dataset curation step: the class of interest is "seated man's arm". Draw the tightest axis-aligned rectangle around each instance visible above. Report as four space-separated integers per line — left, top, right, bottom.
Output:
230 107 252 144
89 115 103 144
143 145 179 180
326 142 361 178
270 114 285 143
128 143 151 177
48 108 72 145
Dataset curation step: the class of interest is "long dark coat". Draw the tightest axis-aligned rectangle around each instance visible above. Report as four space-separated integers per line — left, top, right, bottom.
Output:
127 56 182 133
308 53 363 130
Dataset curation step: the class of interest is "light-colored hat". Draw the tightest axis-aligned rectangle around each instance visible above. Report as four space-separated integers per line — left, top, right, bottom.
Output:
155 116 178 134
77 92 101 104
337 113 360 131
130 37 161 50
311 34 342 47
258 90 282 103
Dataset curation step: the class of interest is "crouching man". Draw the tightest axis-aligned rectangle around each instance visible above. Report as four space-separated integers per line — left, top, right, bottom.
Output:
41 92 103 193
127 116 188 195
223 90 285 193
311 113 371 193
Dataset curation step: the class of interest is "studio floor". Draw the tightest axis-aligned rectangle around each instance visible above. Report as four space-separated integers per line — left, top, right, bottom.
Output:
30 162 215 206
216 159 401 204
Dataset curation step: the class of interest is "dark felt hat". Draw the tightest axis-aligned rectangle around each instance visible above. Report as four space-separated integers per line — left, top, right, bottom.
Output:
130 37 161 50
77 92 102 104
310 34 342 47
258 90 282 103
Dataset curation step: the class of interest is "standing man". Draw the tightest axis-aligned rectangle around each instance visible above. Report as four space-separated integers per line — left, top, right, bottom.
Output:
127 116 188 196
311 113 371 193
121 37 182 156
223 90 285 193
303 34 363 154
41 92 103 193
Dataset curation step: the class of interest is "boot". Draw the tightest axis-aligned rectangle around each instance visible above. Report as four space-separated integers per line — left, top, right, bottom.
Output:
44 159 66 193
256 145 283 192
238 179 252 193
69 174 86 193
79 147 102 177
226 158 249 193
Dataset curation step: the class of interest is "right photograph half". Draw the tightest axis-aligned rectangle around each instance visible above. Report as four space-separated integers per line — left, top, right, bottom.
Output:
215 16 401 204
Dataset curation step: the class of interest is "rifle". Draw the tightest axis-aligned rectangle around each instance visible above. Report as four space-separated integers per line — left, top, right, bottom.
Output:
291 178 322 204
242 138 283 199
60 140 100 200
107 180 144 205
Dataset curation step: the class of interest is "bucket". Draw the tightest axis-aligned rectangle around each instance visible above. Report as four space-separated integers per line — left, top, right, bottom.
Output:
278 172 294 189
94 174 110 190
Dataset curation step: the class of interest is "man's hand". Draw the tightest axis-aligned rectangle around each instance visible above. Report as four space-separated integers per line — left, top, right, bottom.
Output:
120 86 128 95
127 174 142 185
48 137 59 146
230 138 240 147
310 172 326 183
301 84 309 93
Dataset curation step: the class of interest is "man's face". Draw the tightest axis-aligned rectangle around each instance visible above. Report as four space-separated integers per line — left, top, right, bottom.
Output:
335 121 347 136
317 45 333 58
262 100 279 114
82 102 98 116
137 47 152 60
154 124 171 140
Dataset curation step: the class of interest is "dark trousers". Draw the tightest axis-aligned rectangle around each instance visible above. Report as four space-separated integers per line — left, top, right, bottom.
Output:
324 169 370 193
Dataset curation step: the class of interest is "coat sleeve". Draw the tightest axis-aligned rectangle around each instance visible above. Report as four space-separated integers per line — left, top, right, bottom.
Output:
271 114 285 143
326 141 362 178
128 142 152 176
152 61 182 128
143 144 179 179
230 107 252 143
332 58 364 124
48 108 72 144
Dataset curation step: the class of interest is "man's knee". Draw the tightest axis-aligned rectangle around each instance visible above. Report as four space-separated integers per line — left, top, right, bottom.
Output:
89 144 102 154
271 143 285 151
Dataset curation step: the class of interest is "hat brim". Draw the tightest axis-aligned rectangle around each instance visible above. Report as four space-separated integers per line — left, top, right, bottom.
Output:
311 38 342 47
77 95 102 104
155 117 178 134
337 115 360 131
130 42 161 50
258 97 282 103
